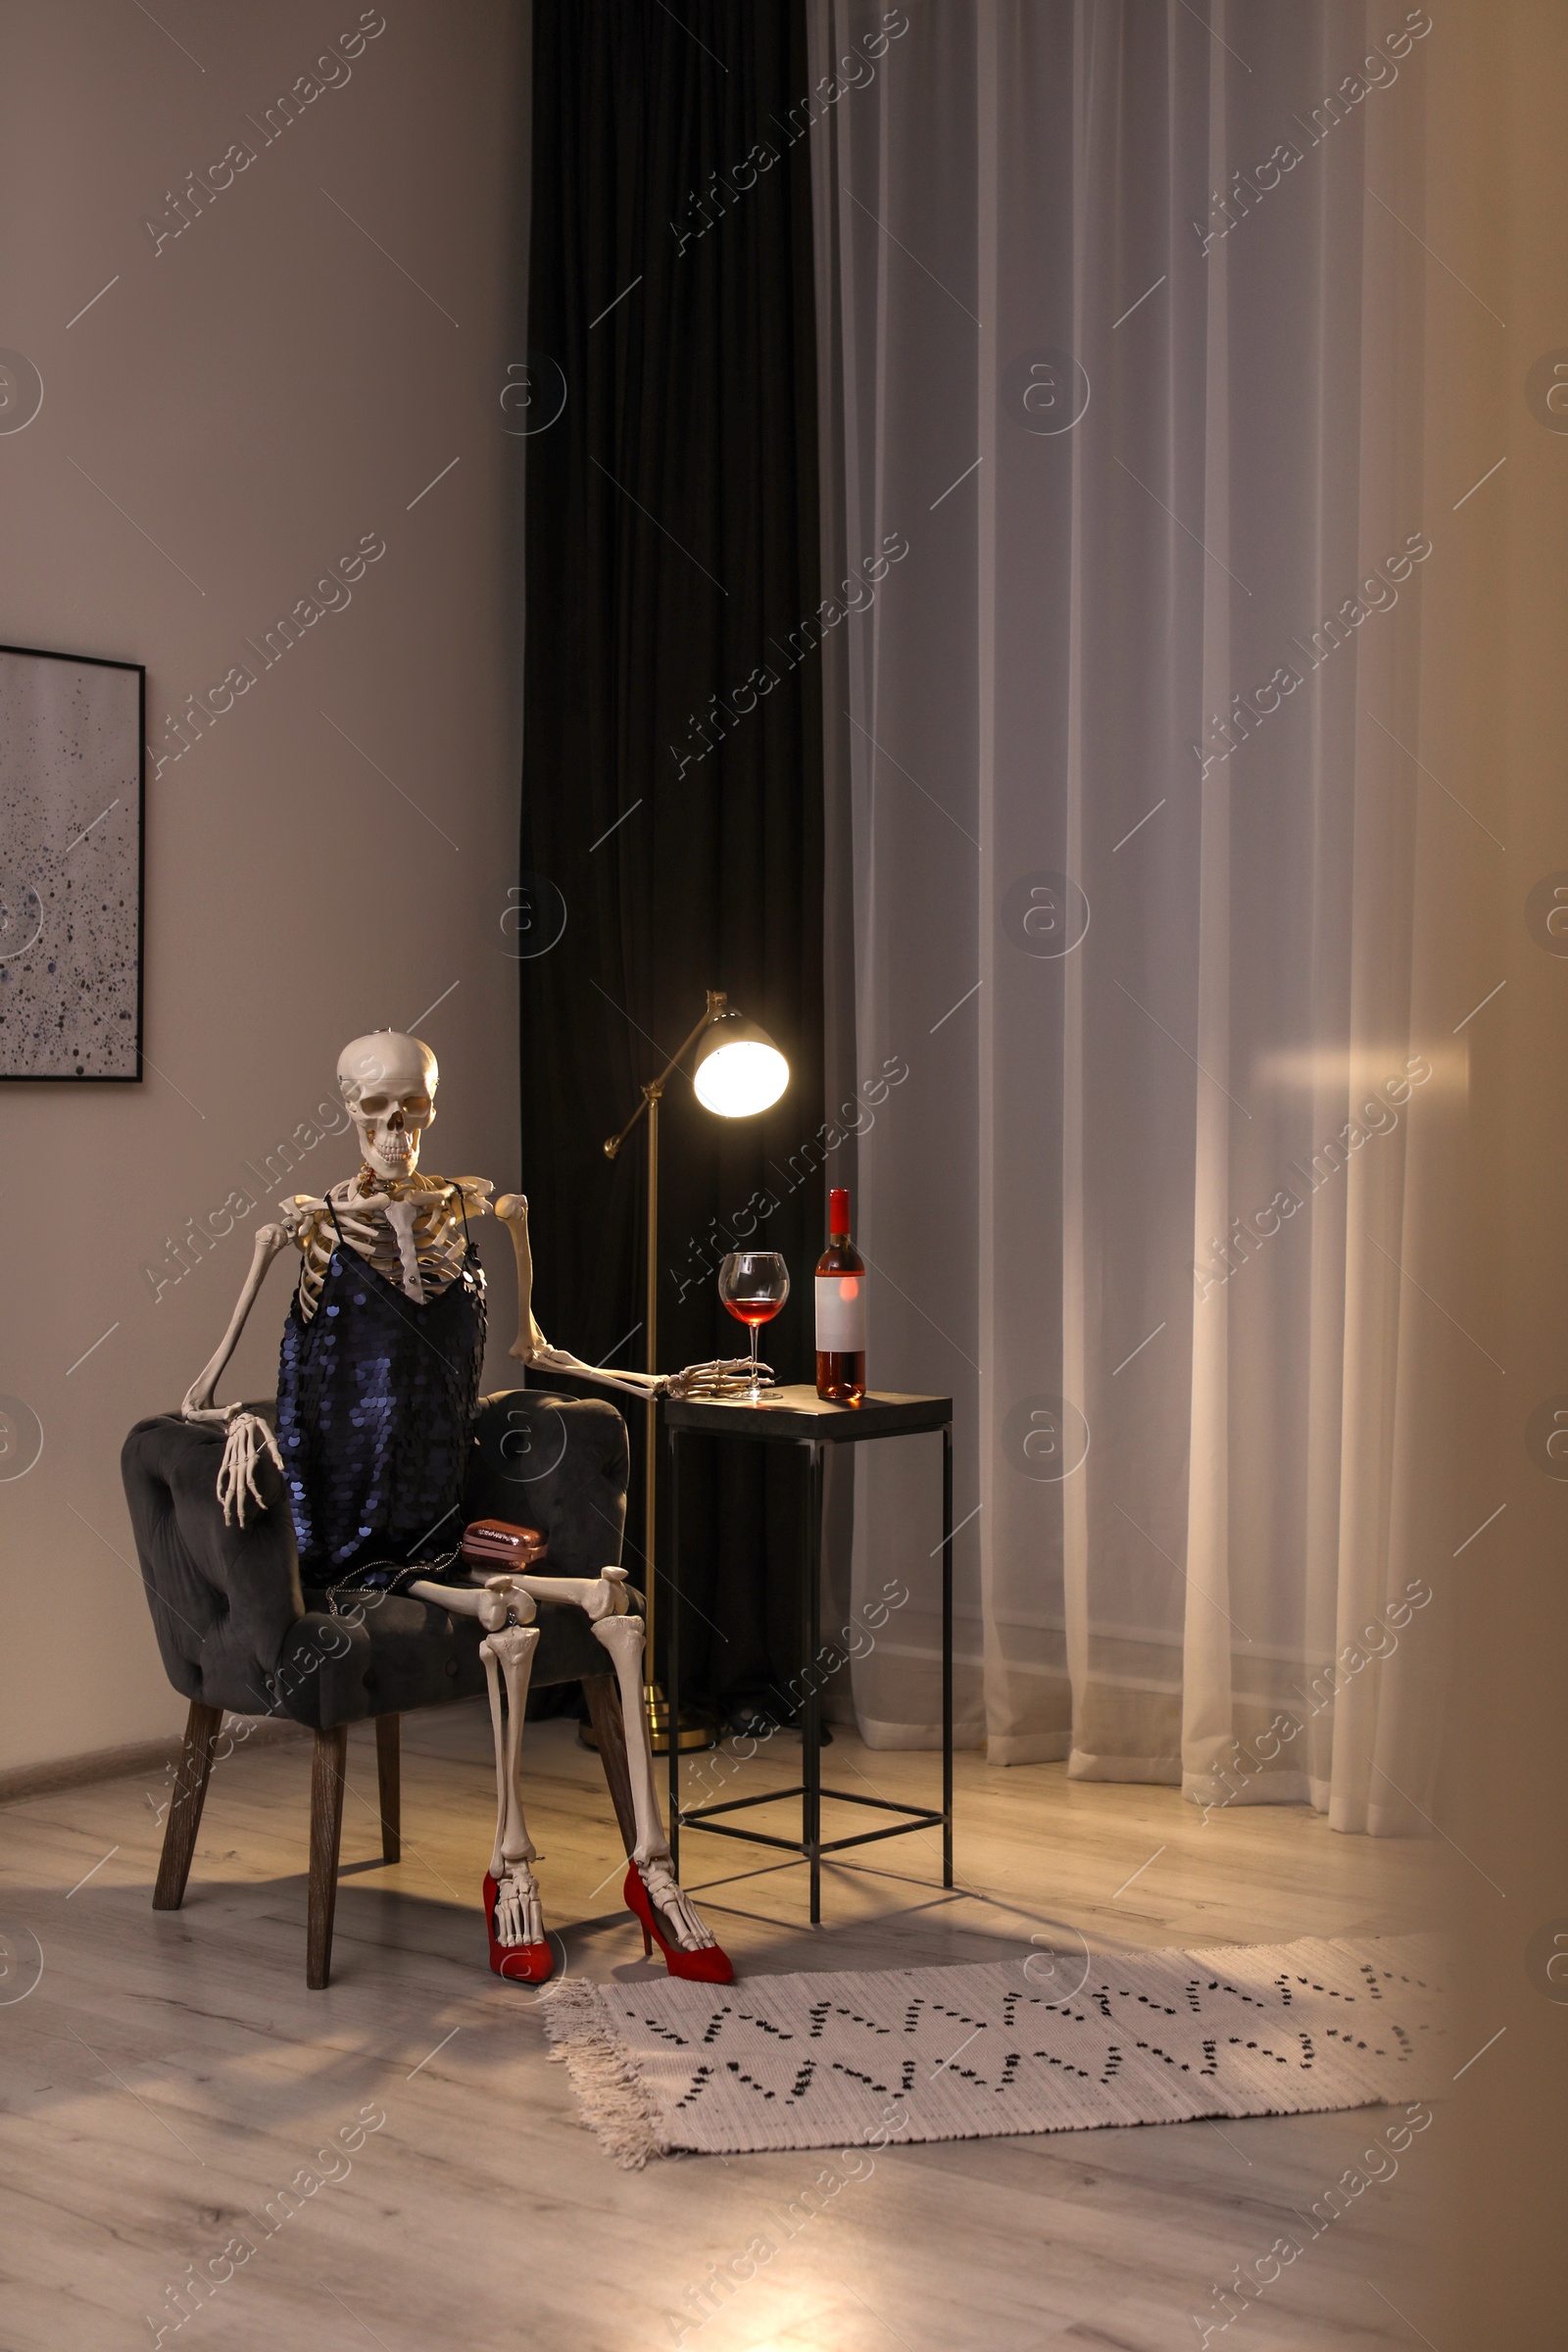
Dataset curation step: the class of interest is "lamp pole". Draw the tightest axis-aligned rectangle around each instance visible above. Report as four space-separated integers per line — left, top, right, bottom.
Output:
605 991 731 1752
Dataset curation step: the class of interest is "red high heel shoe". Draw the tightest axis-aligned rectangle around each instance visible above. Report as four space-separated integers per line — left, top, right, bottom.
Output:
623 1863 733 1984
483 1871 554 1984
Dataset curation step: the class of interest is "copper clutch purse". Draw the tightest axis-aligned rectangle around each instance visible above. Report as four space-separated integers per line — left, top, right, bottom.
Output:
460 1518 548 1569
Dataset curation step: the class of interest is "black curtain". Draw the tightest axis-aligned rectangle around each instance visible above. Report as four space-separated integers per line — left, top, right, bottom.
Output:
520 0 823 1718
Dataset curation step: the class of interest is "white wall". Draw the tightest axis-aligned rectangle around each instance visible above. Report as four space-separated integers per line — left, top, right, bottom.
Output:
0 2 530 1769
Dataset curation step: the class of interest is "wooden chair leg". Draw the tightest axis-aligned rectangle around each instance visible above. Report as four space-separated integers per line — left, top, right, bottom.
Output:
583 1674 639 1860
374 1714 401 1864
153 1699 223 1911
306 1725 349 1990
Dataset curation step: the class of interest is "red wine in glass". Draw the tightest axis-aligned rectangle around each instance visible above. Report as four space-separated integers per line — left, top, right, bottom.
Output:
717 1250 790 1401
726 1298 780 1327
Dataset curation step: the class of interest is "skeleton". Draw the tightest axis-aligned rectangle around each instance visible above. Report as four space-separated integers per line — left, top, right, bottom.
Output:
181 1031 724 1970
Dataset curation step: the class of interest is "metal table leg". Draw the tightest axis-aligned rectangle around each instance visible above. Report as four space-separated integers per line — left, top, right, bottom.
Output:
942 1420 954 1889
802 1438 823 1925
667 1423 680 1874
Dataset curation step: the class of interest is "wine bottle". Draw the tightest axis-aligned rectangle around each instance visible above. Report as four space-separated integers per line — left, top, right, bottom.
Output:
815 1187 866 1403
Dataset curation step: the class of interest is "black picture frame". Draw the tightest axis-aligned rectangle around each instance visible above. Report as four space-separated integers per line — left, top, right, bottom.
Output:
0 640 145 1083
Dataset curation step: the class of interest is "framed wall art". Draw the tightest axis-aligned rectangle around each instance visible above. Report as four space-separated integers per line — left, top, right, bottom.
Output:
0 642 144 1081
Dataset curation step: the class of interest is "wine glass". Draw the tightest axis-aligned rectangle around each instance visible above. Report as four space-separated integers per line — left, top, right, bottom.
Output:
717 1251 790 1402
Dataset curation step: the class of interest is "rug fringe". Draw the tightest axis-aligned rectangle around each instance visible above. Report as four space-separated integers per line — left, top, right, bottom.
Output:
543 1980 669 2169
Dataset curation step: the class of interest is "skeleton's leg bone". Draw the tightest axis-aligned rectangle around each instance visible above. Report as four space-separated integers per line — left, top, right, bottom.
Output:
408 1577 536 1633
495 1628 538 1866
480 1622 545 1950
589 1616 664 1861
505 1566 630 1620
591 1612 716 1952
480 1639 513 1884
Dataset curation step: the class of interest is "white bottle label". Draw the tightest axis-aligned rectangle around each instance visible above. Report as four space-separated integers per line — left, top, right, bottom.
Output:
815 1272 866 1352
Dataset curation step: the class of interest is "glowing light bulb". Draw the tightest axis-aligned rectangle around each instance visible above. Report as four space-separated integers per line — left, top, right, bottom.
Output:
692 1021 789 1117
694 1038 787 1115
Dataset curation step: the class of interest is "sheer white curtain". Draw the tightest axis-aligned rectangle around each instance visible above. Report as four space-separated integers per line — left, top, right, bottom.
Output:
809 0 1465 1828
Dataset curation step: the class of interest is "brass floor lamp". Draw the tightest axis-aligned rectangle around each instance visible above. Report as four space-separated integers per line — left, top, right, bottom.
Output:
603 989 789 1753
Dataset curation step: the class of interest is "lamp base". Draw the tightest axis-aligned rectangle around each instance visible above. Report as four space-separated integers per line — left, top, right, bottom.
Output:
579 1683 716 1755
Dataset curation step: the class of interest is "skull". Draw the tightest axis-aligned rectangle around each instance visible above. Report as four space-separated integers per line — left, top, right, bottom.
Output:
337 1032 437 1182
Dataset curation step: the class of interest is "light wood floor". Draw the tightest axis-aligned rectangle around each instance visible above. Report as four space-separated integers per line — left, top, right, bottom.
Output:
1 1703 1444 2352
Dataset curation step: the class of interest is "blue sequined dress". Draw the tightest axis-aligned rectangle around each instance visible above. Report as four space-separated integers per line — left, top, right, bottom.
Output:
275 1196 486 1584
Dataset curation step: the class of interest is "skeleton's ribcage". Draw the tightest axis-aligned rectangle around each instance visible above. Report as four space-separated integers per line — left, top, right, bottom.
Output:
294 1194 472 1319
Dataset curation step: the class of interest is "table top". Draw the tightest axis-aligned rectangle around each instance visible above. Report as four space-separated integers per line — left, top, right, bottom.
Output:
662 1384 953 1443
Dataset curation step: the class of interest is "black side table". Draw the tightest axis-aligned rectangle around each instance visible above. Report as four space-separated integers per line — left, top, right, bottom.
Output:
663 1385 955 1923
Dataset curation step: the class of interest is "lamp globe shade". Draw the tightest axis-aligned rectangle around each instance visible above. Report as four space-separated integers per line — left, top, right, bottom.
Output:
692 1011 789 1117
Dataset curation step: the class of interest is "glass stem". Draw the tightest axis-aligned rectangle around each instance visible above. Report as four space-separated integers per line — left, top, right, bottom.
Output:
750 1326 760 1395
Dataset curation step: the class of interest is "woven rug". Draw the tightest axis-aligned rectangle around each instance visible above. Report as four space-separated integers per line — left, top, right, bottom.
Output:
544 1934 1444 2167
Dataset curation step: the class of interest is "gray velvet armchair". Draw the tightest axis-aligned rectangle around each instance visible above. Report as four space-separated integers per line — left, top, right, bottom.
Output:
121 1388 639 1986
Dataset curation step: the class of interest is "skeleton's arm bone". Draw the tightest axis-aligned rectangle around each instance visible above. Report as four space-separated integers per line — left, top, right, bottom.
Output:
490 1193 760 1402
491 1195 662 1395
524 1346 665 1398
494 1193 551 1362
181 1222 293 1418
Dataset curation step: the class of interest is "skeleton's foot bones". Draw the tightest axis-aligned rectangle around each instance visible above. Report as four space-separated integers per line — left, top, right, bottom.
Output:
478 1858 727 1988
629 1854 713 1950
483 1868 554 1984
490 1860 544 1946
623 1863 732 1982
